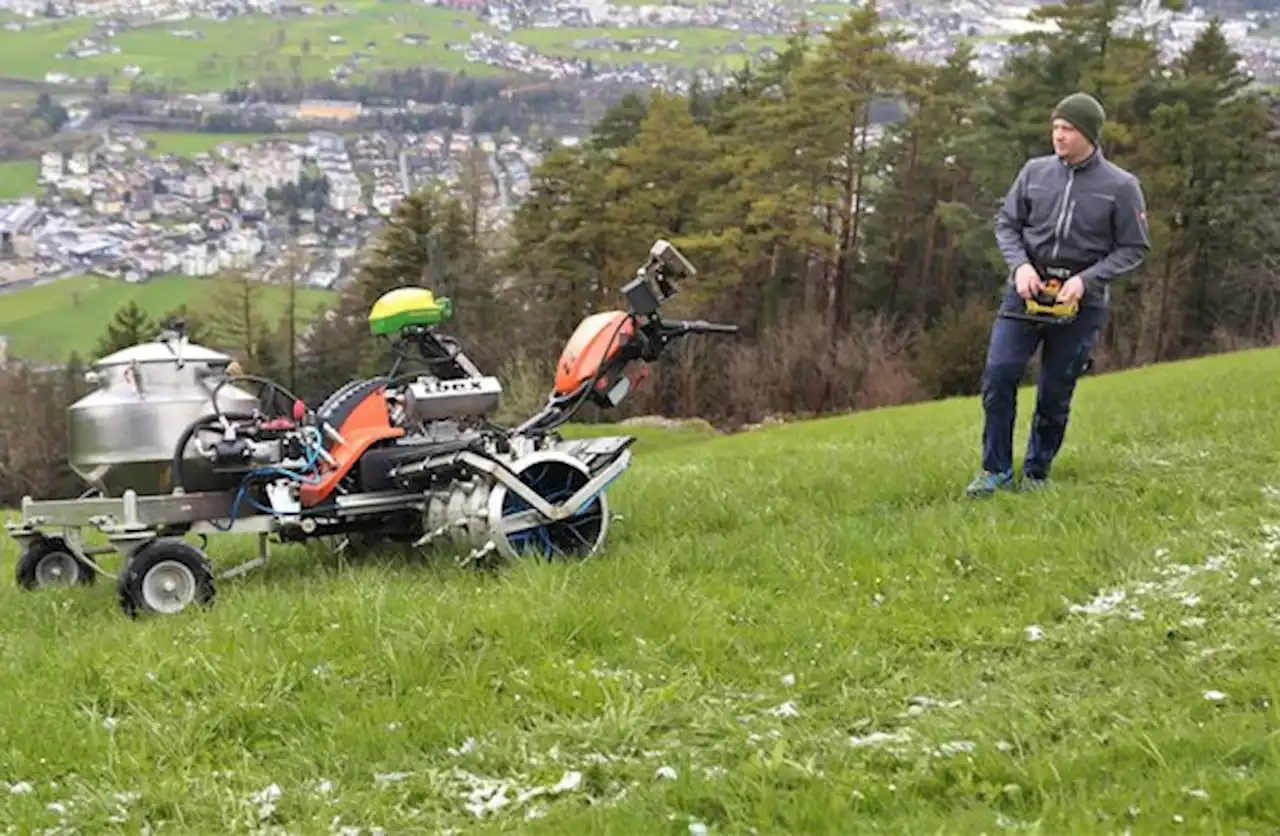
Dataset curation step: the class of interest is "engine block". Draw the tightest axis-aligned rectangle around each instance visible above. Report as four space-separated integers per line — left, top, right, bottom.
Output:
421 476 495 551
403 376 503 423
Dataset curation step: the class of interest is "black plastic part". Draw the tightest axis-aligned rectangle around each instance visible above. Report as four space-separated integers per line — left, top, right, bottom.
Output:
171 411 257 493
622 275 661 316
210 438 252 465
997 309 1077 326
356 437 475 492
315 377 389 437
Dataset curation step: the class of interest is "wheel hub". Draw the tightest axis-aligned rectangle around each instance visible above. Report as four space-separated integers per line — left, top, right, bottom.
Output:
140 560 198 614
34 552 80 587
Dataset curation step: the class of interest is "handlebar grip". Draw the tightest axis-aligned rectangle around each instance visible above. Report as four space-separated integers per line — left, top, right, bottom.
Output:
668 319 739 335
692 321 739 334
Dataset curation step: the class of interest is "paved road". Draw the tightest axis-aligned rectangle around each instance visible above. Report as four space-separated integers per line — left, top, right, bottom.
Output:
0 268 85 296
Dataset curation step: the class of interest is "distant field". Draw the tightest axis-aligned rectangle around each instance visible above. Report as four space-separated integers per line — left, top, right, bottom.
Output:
0 3 829 91
0 273 335 363
0 1 495 90
0 159 38 200
0 18 95 81
140 131 311 158
510 26 786 71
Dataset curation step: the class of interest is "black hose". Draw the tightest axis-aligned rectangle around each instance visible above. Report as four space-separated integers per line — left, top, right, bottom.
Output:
171 411 257 494
210 375 306 422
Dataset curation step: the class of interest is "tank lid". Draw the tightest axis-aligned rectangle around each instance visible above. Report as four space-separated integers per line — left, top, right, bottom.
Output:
94 336 233 368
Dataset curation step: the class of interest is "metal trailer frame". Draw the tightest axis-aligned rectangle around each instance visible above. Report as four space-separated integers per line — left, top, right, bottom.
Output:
5 436 634 614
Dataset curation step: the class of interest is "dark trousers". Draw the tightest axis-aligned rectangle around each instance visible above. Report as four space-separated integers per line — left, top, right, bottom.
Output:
980 302 1107 479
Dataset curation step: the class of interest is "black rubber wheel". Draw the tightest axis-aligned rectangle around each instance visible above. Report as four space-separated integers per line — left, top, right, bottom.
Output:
117 538 216 618
15 536 96 590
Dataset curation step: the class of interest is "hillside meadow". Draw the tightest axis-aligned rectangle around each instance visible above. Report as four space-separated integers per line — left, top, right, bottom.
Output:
0 3 491 88
0 274 335 364
508 26 787 72
0 159 38 200
0 0 772 91
1 345 1278 831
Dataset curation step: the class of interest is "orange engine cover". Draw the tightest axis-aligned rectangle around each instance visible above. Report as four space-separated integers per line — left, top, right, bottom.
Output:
554 311 635 396
299 384 405 507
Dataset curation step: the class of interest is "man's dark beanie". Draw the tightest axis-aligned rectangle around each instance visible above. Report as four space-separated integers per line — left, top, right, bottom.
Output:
1052 92 1105 145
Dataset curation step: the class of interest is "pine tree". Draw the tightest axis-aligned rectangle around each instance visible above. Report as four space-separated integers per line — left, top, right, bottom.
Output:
93 301 157 358
205 271 266 370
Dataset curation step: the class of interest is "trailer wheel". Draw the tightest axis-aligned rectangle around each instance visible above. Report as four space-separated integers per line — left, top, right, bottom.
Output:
16 536 96 590
118 538 215 618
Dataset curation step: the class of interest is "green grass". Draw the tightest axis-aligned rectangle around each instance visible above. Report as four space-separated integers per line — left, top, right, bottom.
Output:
140 131 311 159
3 346 1280 831
0 8 803 89
0 18 97 81
0 2 496 90
0 273 335 363
0 159 39 200
510 26 786 71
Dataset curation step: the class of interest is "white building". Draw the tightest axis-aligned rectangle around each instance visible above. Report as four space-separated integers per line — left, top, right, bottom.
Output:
329 175 362 212
308 132 346 157
183 175 214 202
39 151 63 184
181 243 218 276
219 230 263 269
68 152 90 176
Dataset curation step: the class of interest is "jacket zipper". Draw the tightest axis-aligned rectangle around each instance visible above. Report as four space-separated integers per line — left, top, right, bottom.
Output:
1062 201 1076 254
1051 167 1075 261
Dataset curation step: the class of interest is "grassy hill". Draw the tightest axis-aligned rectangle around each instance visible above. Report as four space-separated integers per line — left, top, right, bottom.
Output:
2 347 1280 831
0 159 39 200
509 26 786 71
0 274 336 363
0 2 494 90
0 1 812 91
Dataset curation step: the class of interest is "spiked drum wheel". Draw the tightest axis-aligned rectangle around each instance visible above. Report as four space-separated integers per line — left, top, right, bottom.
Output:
487 451 610 561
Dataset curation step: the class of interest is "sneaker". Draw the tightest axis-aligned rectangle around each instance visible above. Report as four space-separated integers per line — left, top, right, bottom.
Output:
1021 474 1049 492
965 470 1014 497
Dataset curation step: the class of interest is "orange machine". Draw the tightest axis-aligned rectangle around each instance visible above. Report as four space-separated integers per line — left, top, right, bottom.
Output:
7 239 741 620
299 379 405 507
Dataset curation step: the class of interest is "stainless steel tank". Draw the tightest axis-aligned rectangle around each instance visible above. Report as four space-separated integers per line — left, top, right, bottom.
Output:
67 333 261 497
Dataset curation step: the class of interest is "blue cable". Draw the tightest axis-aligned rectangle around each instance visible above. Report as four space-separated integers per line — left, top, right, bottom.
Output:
209 425 328 530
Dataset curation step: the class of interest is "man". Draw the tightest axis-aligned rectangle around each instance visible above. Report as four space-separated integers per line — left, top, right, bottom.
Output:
965 92 1151 497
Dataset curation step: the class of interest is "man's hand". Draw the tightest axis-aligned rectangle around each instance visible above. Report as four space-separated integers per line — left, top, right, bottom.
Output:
1057 275 1085 305
1014 264 1043 299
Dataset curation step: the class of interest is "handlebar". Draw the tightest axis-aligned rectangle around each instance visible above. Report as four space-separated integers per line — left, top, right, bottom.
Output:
658 318 740 336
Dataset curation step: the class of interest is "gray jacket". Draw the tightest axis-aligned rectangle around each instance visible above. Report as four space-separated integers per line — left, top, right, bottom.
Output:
994 149 1151 308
